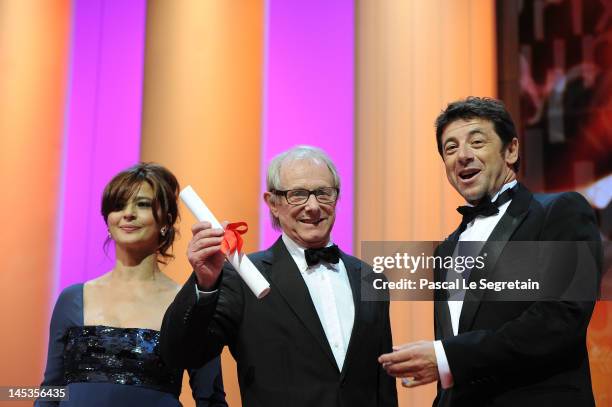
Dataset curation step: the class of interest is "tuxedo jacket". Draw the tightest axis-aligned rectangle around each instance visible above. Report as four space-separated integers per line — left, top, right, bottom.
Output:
433 183 602 407
160 237 398 407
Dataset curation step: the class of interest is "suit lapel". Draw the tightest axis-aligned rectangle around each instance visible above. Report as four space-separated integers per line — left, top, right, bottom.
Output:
263 238 338 370
338 253 361 379
458 183 532 333
435 239 457 339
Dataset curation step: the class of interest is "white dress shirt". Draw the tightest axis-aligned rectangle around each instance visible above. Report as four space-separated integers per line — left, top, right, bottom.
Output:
434 180 517 389
282 234 355 371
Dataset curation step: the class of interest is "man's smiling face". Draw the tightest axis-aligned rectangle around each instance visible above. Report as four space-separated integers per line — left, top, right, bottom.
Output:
441 118 518 204
265 159 337 248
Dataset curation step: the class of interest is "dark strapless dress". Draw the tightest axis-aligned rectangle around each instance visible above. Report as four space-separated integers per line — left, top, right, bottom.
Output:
64 325 182 394
36 284 226 407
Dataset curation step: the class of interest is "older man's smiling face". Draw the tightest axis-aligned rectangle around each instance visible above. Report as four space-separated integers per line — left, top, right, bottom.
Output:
441 118 518 204
265 159 337 249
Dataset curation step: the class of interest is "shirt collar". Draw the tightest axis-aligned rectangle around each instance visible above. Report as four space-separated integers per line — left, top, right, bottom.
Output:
281 233 338 272
491 180 517 203
464 180 517 207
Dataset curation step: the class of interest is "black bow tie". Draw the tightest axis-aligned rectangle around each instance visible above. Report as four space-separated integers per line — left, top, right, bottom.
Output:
457 187 515 229
304 245 341 267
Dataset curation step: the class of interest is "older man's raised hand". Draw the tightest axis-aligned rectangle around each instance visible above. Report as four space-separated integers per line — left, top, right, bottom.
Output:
187 221 228 290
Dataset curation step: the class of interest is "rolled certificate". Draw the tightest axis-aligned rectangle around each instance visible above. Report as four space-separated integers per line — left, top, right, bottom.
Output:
179 185 271 299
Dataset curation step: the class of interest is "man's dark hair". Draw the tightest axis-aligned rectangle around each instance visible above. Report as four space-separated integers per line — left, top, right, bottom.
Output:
435 96 520 172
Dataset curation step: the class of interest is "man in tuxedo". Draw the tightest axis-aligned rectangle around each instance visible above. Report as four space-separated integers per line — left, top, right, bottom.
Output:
378 97 601 406
160 146 398 407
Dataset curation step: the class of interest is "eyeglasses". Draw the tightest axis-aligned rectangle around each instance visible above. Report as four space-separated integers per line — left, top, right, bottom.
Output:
271 187 339 205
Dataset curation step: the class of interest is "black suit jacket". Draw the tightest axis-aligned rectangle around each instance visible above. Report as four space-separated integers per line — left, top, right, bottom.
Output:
160 237 398 407
433 183 602 407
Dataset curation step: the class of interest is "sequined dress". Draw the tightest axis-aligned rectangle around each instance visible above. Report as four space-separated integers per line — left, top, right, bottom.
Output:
36 284 226 407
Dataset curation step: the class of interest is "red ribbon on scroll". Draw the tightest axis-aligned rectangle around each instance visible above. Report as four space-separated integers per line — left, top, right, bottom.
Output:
220 222 249 255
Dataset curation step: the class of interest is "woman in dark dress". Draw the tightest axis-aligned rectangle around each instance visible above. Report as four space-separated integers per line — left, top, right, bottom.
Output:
37 163 227 407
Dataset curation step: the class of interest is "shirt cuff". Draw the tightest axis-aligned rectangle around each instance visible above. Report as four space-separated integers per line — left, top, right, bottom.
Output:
195 283 218 302
433 340 454 389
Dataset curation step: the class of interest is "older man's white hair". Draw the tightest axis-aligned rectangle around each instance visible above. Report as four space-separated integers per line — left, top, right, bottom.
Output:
266 145 340 229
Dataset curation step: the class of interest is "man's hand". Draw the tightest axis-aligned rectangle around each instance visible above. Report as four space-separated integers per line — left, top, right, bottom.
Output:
187 221 227 290
378 340 439 388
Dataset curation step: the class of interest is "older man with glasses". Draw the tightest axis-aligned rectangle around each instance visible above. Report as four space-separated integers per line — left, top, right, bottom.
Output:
160 146 397 407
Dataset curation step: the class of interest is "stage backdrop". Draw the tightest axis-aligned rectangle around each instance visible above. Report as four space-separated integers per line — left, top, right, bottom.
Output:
497 1 612 405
